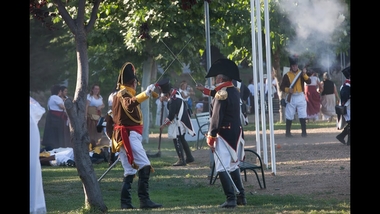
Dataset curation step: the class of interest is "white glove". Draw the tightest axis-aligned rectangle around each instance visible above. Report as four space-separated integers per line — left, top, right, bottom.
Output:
145 84 156 97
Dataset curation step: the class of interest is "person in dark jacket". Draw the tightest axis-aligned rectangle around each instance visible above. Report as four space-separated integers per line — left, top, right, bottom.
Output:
336 66 350 145
159 78 196 166
204 58 246 208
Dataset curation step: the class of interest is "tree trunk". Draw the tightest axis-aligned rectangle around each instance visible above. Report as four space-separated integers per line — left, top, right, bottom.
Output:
141 56 155 143
272 48 284 123
65 26 108 213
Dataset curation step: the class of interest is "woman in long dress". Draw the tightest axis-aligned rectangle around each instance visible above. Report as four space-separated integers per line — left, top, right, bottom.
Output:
42 85 71 151
320 72 340 122
304 70 322 121
86 84 105 148
30 97 47 214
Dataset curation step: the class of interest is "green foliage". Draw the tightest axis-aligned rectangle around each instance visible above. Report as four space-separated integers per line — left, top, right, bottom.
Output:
30 0 350 98
30 18 75 92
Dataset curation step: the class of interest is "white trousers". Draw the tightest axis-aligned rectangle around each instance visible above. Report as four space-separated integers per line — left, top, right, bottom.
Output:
119 131 151 176
285 93 307 120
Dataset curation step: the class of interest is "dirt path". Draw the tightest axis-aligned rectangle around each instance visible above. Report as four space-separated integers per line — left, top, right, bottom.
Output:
149 125 350 201
189 127 351 201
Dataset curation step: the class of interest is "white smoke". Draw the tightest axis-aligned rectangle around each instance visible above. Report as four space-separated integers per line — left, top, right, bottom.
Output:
278 0 349 70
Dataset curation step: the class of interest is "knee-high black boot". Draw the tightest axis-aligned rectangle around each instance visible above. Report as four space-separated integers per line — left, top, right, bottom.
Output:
121 175 135 209
346 121 350 145
230 169 246 205
138 166 163 209
179 134 194 163
337 121 350 145
286 119 293 137
299 118 307 137
173 139 186 166
218 171 237 208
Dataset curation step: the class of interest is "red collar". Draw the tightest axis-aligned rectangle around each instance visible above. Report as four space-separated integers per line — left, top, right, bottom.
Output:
214 81 234 91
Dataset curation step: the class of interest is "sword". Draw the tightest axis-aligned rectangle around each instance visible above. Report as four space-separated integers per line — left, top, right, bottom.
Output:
160 38 198 85
155 38 193 84
97 155 120 182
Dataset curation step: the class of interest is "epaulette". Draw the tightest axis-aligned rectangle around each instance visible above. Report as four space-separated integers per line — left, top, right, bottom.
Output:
215 87 228 100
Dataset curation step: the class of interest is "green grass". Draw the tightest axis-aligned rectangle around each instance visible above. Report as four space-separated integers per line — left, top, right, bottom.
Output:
42 164 350 214
42 121 349 214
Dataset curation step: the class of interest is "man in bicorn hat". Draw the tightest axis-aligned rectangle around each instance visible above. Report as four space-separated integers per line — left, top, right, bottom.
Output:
336 65 350 145
280 55 311 137
203 58 246 208
105 62 162 209
159 78 195 166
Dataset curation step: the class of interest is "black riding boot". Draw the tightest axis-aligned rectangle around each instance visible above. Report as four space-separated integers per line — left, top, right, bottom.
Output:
121 175 135 209
138 166 162 209
173 139 186 166
179 134 194 163
218 171 237 208
230 169 246 205
337 121 350 145
286 119 293 137
299 118 307 137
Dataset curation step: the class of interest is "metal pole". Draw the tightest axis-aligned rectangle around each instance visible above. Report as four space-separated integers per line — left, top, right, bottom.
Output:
264 0 276 175
250 0 261 154
255 0 268 167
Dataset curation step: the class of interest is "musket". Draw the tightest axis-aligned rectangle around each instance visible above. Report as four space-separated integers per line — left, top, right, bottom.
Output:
286 70 303 103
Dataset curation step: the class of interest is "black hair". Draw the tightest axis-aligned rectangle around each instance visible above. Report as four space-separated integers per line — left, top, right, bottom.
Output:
50 85 61 95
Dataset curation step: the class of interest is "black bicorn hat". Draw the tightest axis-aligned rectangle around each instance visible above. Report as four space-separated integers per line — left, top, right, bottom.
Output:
205 58 241 82
157 78 172 94
341 65 350 79
288 55 298 66
117 62 138 88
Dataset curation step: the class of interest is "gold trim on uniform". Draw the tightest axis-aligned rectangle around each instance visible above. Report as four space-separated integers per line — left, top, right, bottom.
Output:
215 88 228 100
117 86 143 124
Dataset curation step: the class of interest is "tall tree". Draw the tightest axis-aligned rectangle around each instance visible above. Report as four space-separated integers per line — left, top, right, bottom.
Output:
31 0 107 212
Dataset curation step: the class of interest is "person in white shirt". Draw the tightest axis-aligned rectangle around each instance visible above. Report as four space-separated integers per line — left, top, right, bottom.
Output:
42 85 71 151
86 84 105 148
155 94 169 126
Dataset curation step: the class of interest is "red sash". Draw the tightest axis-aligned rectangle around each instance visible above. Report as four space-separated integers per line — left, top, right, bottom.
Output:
49 110 67 121
114 125 143 166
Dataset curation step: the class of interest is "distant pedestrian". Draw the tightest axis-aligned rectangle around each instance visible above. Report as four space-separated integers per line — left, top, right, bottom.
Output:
304 69 322 121
320 72 340 122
